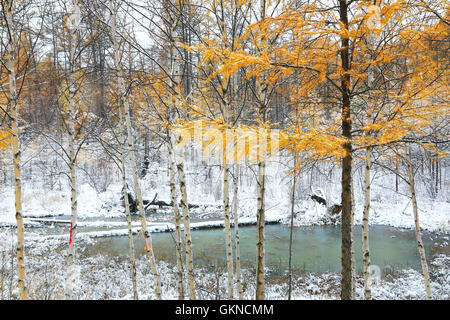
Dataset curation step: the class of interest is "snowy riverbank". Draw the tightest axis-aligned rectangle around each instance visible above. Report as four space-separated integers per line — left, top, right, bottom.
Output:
0 178 448 233
0 226 448 300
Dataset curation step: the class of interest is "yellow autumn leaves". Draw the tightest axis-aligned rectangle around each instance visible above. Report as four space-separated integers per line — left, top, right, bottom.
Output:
0 130 12 149
170 119 283 164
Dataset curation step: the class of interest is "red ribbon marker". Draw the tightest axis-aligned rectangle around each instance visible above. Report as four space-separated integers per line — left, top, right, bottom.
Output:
69 221 73 245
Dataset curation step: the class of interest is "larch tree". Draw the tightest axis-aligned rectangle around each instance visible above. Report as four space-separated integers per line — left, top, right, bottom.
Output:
200 0 448 299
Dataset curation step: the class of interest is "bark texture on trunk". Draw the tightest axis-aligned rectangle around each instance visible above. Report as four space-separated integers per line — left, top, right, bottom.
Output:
120 160 138 300
65 5 79 298
351 175 356 299
339 0 354 300
126 92 161 300
110 3 138 299
288 156 297 300
169 143 184 300
232 161 243 300
362 146 372 299
177 162 196 299
167 15 194 300
5 0 27 300
65 134 78 299
223 160 234 299
255 0 267 300
256 157 266 300
223 126 234 299
167 16 185 301
118 95 138 301
406 149 432 300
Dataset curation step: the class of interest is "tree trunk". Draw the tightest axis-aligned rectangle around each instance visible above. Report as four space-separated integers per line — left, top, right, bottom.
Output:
223 152 234 299
222 115 234 299
255 125 266 299
125 86 161 301
65 4 79 298
120 160 138 300
362 146 372 299
232 161 243 300
406 149 432 299
110 1 161 299
256 160 266 300
167 14 188 300
6 0 27 300
339 0 354 300
177 162 196 299
169 142 184 300
118 80 138 300
351 174 356 299
288 155 297 300
256 0 267 300
255 0 267 296
435 156 439 195
65 133 78 299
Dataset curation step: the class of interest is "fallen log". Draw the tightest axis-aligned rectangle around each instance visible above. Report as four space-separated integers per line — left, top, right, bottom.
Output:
122 192 200 214
310 194 327 206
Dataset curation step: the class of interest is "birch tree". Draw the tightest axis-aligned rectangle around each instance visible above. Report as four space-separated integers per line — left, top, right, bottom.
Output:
2 0 27 300
405 147 432 299
165 0 196 299
120 0 195 299
166 1 185 299
232 157 243 299
64 0 81 299
109 0 138 299
361 4 381 300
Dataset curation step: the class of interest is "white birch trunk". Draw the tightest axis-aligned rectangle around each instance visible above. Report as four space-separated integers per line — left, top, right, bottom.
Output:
256 152 266 300
125 88 161 300
110 1 138 300
288 155 297 300
362 146 372 299
363 28 377 300
65 6 79 298
177 162 196 299
406 149 432 299
5 0 27 300
222 100 234 299
65 132 78 299
350 175 356 299
120 160 138 300
167 16 195 299
167 19 185 300
169 142 184 300
223 149 234 299
232 161 243 300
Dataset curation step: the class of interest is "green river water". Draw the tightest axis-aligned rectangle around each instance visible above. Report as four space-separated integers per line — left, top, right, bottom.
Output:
81 224 447 275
